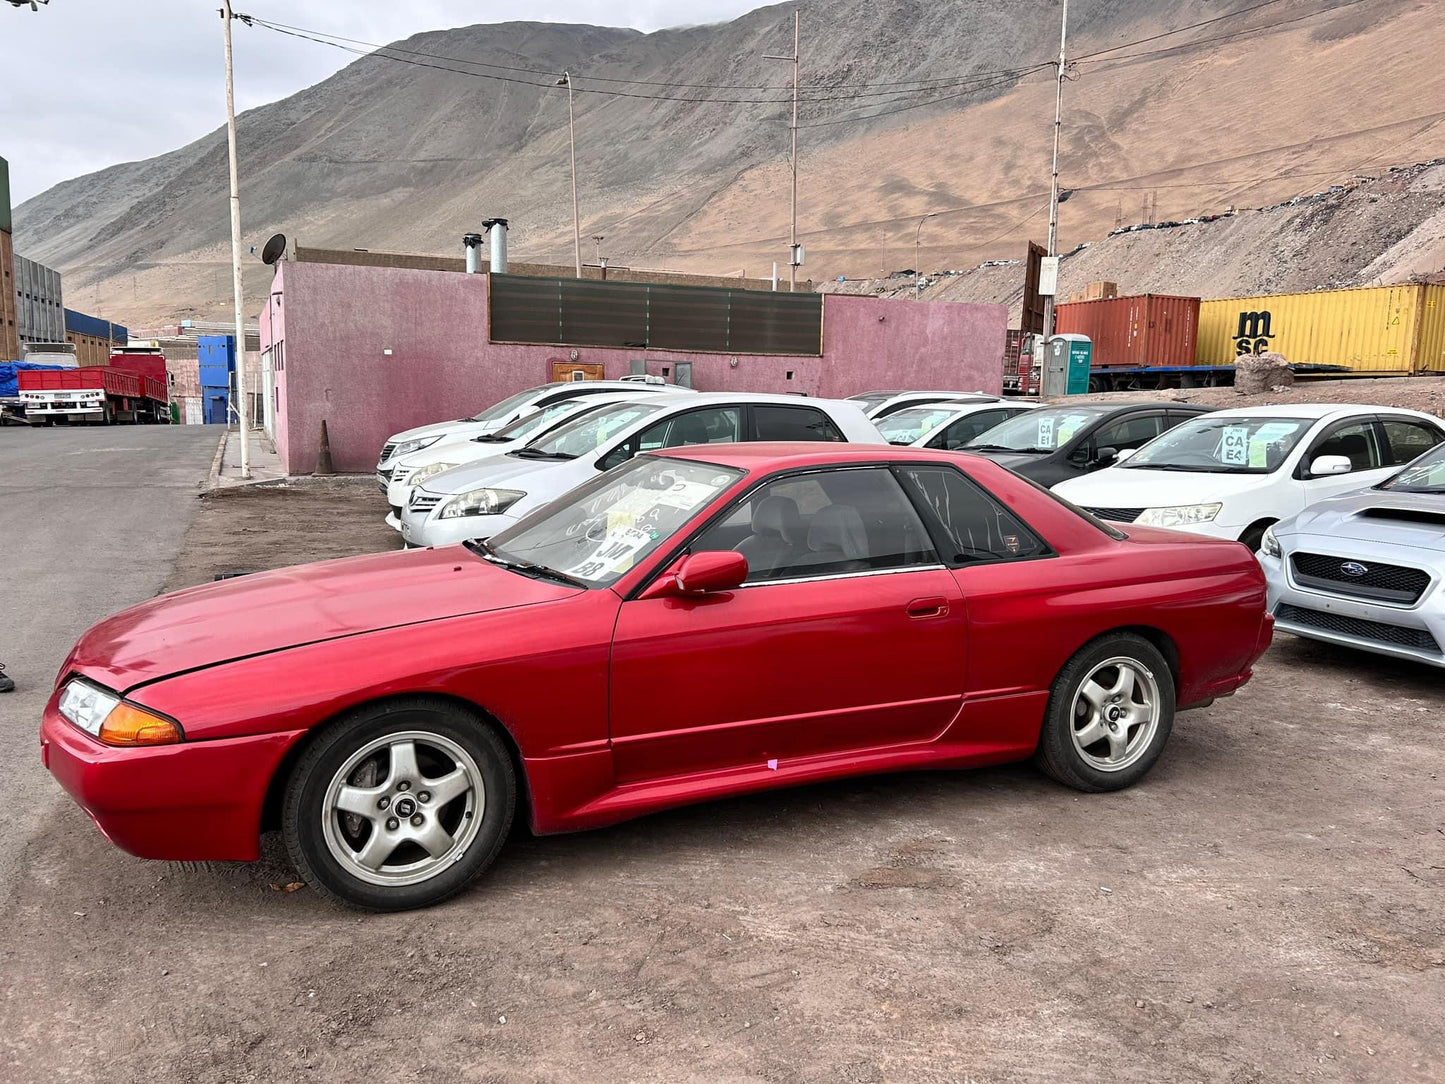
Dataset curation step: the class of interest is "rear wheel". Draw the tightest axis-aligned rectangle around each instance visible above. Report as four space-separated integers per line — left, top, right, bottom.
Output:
1035 633 1176 792
283 699 515 911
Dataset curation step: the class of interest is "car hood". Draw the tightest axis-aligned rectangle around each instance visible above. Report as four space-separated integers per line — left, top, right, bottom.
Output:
387 417 493 448
1281 488 1445 551
421 452 582 496
1056 466 1272 508
62 546 579 693
395 437 514 472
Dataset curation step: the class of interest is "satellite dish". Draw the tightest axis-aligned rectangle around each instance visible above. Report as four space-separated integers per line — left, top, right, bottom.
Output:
260 233 288 265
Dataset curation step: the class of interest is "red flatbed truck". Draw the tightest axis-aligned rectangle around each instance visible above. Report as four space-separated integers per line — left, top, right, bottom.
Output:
17 350 170 424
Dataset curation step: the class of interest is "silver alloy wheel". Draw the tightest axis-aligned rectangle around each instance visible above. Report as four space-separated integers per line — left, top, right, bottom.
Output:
1069 656 1161 772
320 730 485 887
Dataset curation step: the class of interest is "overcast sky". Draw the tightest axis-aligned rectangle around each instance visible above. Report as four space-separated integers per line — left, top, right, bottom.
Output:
0 0 766 206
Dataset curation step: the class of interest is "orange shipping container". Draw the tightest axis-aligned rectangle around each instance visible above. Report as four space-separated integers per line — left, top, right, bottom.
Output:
1053 294 1201 369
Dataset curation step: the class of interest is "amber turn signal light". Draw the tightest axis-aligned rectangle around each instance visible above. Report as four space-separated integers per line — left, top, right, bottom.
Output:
98 703 182 746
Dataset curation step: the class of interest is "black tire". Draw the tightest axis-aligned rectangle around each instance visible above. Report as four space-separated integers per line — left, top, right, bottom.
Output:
1034 632 1176 792
282 698 515 911
1237 521 1274 552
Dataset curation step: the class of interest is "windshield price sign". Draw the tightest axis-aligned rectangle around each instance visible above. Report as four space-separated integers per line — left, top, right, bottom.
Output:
1221 425 1249 466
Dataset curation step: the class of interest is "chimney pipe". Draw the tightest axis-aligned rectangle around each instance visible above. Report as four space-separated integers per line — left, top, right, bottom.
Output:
481 218 509 275
463 232 484 273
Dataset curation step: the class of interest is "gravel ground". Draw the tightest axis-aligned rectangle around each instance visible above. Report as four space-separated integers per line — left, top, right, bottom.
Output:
4 470 1443 1083
1056 373 1445 416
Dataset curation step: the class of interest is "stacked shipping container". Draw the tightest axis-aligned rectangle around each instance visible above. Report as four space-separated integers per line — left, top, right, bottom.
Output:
1197 284 1445 374
1053 294 1200 369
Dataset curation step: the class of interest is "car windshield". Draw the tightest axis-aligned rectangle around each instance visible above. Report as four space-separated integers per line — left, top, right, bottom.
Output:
1124 415 1310 474
1378 442 1445 493
520 402 664 459
465 387 541 424
484 456 745 587
876 405 961 445
476 398 597 443
965 407 1107 453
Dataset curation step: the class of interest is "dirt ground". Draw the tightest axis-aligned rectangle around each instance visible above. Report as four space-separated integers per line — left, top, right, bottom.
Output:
4 474 1444 1084
1060 373 1445 417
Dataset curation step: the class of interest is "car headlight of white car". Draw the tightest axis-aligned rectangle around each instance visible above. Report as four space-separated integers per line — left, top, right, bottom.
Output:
391 436 442 459
439 488 526 519
407 461 461 487
1136 503 1223 527
1259 524 1281 558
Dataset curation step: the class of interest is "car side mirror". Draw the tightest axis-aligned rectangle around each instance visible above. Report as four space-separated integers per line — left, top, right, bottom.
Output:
1091 445 1119 466
1114 448 1137 463
1309 454 1353 477
640 551 748 599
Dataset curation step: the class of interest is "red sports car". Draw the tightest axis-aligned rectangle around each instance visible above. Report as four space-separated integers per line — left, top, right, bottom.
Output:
41 445 1272 911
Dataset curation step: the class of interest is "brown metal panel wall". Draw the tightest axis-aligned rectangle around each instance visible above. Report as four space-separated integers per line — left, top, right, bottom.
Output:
0 228 17 362
1054 294 1201 369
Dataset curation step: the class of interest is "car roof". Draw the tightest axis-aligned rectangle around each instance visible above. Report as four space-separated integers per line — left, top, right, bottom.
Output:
539 380 685 392
663 391 856 407
652 442 960 470
1187 403 1430 420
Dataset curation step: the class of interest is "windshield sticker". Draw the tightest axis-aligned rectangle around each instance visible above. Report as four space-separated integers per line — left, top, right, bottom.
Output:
1221 425 1249 466
1036 417 1056 448
1056 424 1079 445
562 524 653 579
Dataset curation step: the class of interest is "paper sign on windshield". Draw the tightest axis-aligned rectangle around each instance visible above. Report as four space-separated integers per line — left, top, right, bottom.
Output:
1221 426 1249 466
1037 417 1056 448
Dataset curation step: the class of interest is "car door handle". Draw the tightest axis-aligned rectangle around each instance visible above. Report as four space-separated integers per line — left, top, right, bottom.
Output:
906 596 948 619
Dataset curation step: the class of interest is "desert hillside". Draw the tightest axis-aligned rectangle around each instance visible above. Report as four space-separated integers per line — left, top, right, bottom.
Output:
13 0 1445 324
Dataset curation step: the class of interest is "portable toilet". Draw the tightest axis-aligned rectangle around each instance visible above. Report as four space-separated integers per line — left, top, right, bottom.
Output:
1042 334 1092 397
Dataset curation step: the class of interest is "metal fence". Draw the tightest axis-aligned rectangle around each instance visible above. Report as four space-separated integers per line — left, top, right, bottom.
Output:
489 274 822 356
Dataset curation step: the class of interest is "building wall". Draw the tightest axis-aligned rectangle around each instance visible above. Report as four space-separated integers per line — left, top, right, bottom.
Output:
0 227 17 363
263 261 1005 474
15 255 63 344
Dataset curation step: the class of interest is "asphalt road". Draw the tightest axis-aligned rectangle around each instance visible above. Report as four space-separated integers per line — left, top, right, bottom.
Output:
0 424 220 906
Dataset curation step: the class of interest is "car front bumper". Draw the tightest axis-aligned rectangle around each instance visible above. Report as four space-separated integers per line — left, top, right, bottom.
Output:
40 698 306 862
1260 550 1445 668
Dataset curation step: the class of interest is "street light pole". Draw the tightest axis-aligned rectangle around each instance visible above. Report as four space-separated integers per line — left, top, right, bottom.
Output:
1041 0 1069 346
914 212 937 300
764 11 800 292
558 72 582 278
221 0 249 479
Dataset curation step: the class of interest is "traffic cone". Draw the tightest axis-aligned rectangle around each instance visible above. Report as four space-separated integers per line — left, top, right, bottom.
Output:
315 419 336 476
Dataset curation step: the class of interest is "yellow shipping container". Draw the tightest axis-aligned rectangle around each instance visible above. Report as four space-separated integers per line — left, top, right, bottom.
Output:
1197 284 1445 374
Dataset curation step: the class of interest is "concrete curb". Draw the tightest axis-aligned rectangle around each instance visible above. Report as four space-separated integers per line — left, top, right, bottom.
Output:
204 431 227 492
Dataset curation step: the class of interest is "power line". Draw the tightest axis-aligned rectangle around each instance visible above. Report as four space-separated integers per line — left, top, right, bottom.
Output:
1073 0 1293 60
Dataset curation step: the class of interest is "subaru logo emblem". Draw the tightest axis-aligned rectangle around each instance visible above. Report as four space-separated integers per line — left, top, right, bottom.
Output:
1340 561 1369 578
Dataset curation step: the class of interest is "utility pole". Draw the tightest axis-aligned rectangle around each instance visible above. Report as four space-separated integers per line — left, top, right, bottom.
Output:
764 11 800 291
914 212 937 300
557 72 582 278
1040 0 1068 347
221 0 249 478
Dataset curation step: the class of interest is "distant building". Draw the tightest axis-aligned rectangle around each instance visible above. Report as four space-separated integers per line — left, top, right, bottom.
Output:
0 156 19 362
64 308 129 366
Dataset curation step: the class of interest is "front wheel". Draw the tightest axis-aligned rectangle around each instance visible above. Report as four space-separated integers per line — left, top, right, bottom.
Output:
1035 633 1176 792
283 699 515 911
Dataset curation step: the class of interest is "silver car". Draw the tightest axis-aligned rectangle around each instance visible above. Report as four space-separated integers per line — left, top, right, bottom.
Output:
1259 441 1445 667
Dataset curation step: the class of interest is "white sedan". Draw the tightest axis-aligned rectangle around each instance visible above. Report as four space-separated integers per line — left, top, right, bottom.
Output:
400 392 883 548
1054 404 1445 549
383 394 642 527
375 379 687 489
875 400 1038 450
845 390 1002 421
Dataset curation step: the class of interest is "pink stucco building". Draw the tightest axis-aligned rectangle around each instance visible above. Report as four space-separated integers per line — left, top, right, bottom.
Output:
259 260 1006 474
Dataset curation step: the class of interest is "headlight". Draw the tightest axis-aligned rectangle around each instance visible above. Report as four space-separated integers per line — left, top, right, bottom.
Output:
57 679 182 746
407 462 460 487
1259 525 1281 558
439 488 525 519
1136 503 1223 527
392 436 441 459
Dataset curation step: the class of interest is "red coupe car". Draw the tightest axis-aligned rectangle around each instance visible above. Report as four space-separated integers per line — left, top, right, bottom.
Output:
41 445 1272 911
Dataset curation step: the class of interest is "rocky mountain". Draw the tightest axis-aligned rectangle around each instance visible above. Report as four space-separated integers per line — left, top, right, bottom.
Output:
13 0 1445 324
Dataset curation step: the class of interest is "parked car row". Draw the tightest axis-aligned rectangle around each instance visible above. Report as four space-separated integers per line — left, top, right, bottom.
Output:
37 378 1445 914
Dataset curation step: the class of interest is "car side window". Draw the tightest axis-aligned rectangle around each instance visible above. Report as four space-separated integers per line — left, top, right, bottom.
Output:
931 409 1012 450
1092 413 1166 455
752 405 845 442
897 465 1047 562
692 467 937 582
1379 418 1443 466
636 407 744 452
1309 420 1385 473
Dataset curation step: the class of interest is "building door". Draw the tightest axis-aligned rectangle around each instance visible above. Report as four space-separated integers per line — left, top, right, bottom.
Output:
550 361 605 382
